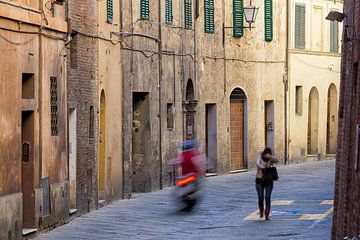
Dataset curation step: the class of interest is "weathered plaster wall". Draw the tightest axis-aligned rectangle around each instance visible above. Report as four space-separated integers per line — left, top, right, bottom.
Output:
196 0 287 173
98 0 123 201
288 0 342 163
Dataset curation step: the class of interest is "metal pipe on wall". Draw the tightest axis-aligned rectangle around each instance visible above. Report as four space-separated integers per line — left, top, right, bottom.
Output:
284 0 290 165
158 0 163 189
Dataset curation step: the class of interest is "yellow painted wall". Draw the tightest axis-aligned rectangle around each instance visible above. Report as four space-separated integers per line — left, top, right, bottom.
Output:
288 0 342 162
98 0 123 201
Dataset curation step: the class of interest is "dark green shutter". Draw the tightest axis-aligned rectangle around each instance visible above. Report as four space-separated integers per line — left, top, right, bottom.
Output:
264 0 273 41
233 0 243 37
184 0 192 29
107 0 113 23
330 21 339 52
141 0 150 20
295 4 305 49
204 0 215 33
166 0 173 25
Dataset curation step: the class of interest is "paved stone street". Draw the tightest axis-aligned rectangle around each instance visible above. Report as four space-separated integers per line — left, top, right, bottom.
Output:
35 161 335 240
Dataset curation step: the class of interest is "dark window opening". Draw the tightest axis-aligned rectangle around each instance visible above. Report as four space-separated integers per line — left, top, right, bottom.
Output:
167 103 174 129
89 106 94 139
22 73 35 99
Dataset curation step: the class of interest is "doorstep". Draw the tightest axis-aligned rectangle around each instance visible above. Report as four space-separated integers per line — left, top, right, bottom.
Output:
69 208 77 214
206 173 218 177
98 200 106 208
230 169 248 174
22 228 37 236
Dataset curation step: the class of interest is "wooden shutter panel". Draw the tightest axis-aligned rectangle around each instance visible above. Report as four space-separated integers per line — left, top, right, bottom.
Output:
264 0 273 41
330 21 339 52
166 0 173 24
184 0 192 29
233 0 243 37
295 5 305 49
107 0 113 23
141 0 150 20
204 0 215 33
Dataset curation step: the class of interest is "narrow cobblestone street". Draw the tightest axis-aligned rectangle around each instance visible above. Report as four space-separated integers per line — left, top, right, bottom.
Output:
34 161 335 240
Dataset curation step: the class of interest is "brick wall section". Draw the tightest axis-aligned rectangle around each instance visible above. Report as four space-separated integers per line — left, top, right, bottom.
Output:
332 1 360 238
68 1 99 213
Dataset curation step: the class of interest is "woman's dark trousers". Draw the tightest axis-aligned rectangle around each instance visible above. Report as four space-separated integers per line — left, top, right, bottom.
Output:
256 180 273 219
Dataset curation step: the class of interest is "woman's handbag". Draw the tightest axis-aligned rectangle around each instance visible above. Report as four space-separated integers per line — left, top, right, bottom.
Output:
262 167 279 181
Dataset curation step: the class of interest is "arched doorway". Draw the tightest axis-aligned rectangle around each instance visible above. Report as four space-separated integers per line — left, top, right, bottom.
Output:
185 80 196 140
98 90 106 200
230 88 247 171
307 87 319 155
326 84 338 154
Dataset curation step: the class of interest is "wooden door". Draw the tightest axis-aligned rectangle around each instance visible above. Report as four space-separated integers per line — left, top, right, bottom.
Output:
22 111 35 228
230 100 245 171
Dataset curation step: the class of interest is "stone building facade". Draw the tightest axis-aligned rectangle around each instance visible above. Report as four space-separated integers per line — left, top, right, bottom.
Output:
0 0 69 238
332 0 360 238
195 0 287 173
120 0 288 196
121 0 193 194
287 0 342 163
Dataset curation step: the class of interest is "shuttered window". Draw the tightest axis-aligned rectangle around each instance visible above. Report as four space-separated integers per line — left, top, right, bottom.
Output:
107 0 113 23
264 0 273 41
166 0 173 25
184 0 192 29
295 4 305 49
141 0 150 20
204 0 215 33
330 21 339 52
233 0 243 37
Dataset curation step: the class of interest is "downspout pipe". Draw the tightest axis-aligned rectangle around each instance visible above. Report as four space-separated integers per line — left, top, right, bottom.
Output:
284 0 290 165
158 0 163 189
39 0 44 188
119 0 125 199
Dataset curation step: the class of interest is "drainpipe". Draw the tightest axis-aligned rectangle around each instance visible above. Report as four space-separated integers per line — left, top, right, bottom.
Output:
284 0 290 165
222 0 226 99
158 0 163 189
120 0 123 32
38 0 44 186
120 0 125 199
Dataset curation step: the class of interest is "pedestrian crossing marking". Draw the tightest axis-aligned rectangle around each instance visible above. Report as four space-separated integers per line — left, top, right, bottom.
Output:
299 214 324 220
243 200 334 221
272 200 294 206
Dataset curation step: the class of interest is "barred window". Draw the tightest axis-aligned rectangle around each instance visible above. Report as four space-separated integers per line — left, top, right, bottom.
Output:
50 77 58 136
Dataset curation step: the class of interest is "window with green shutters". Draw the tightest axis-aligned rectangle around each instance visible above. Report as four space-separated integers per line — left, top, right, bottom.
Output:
166 0 173 25
141 0 150 20
184 0 192 29
204 0 215 33
107 0 113 23
264 0 273 41
233 0 243 37
295 4 305 49
330 21 339 52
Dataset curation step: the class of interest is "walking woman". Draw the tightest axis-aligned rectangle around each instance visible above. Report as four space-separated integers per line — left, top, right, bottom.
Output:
256 147 279 220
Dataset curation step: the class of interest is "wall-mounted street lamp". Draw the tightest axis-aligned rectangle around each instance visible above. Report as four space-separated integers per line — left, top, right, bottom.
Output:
326 11 351 41
243 0 260 30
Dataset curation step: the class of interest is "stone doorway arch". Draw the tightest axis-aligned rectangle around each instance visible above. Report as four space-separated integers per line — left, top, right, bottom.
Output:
230 88 247 171
307 87 319 155
184 79 197 140
326 84 338 154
